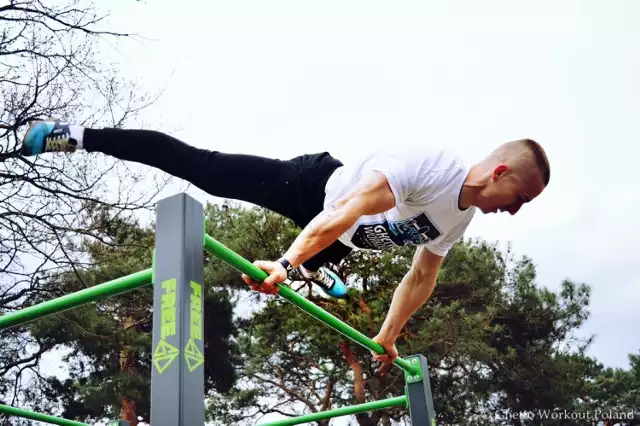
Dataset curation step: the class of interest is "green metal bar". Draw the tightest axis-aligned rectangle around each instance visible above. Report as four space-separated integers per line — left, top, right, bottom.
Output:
0 268 153 331
258 396 407 426
0 404 90 426
203 234 420 376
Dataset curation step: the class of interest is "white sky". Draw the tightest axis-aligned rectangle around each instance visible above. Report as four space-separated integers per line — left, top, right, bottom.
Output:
54 0 640 424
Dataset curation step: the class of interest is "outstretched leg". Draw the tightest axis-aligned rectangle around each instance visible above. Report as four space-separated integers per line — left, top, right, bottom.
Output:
21 120 303 221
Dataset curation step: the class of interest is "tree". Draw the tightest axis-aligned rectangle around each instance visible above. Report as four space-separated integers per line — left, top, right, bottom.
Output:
442 243 595 425
0 0 167 412
576 352 640 425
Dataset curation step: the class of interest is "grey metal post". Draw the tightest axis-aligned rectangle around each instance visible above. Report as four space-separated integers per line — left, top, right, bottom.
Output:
150 193 205 426
403 354 437 425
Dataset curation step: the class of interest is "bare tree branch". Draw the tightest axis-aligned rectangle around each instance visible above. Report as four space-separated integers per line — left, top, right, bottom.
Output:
0 0 171 406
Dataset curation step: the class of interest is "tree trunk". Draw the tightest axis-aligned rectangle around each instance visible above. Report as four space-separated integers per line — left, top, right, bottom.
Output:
119 317 138 426
119 395 137 426
339 342 365 402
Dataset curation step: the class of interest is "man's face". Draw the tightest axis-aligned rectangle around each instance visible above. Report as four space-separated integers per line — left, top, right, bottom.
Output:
476 164 545 215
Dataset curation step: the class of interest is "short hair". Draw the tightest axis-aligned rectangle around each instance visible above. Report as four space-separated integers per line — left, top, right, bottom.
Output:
521 139 550 186
491 139 551 187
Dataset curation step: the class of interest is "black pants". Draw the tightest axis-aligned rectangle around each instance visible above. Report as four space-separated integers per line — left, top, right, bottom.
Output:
84 128 352 271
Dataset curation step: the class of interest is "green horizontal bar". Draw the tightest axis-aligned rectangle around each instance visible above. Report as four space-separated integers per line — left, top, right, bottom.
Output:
0 404 90 426
0 268 153 331
203 234 419 376
258 396 407 426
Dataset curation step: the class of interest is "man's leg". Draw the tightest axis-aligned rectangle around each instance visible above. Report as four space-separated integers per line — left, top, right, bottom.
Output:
302 240 352 272
21 119 352 297
20 120 302 220
292 239 352 298
286 153 354 298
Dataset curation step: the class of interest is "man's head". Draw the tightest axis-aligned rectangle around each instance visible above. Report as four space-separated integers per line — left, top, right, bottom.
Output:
464 139 550 215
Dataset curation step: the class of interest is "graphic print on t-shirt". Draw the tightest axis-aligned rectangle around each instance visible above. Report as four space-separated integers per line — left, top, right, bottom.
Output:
350 212 442 250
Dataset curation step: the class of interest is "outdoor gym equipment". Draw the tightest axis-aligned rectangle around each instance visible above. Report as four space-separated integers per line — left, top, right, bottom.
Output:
0 193 436 425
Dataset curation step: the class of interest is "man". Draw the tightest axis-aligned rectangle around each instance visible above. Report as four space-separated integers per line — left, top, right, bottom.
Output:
20 119 550 364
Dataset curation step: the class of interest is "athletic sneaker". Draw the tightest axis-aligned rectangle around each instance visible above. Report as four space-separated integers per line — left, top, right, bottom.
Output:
20 120 80 156
289 266 347 298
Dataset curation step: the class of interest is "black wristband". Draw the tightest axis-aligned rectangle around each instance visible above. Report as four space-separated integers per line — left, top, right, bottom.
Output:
277 257 293 272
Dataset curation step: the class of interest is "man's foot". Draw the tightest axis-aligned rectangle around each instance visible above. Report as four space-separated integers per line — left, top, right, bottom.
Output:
20 120 80 156
290 266 347 298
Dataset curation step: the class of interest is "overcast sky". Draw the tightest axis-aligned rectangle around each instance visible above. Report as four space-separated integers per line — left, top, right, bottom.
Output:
71 0 640 423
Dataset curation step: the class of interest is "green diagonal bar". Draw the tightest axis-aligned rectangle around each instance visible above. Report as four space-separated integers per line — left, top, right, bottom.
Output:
0 404 90 426
0 268 153 331
203 234 420 376
258 395 407 426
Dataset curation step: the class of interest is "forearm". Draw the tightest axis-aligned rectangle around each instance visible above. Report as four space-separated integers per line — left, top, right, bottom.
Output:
282 206 356 267
378 268 437 341
281 171 396 268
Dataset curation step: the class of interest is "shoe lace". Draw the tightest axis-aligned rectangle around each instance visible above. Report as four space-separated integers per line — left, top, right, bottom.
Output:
314 269 335 289
45 135 73 152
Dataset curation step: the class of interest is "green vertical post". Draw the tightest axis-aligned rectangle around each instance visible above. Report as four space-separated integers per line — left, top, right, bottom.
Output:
150 193 205 426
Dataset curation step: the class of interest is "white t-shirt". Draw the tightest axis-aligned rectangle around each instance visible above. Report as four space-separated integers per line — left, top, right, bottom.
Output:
323 146 476 257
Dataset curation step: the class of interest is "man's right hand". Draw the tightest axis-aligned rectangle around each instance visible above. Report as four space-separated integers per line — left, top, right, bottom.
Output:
371 333 399 365
241 260 287 295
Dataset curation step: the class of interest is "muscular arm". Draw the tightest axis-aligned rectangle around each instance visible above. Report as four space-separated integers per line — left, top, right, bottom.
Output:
376 245 444 343
282 171 396 267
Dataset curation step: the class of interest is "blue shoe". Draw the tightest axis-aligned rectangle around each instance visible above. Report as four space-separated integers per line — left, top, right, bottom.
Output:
300 266 347 298
21 120 78 156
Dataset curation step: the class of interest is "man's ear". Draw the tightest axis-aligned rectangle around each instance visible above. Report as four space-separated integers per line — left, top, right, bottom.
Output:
492 164 510 180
